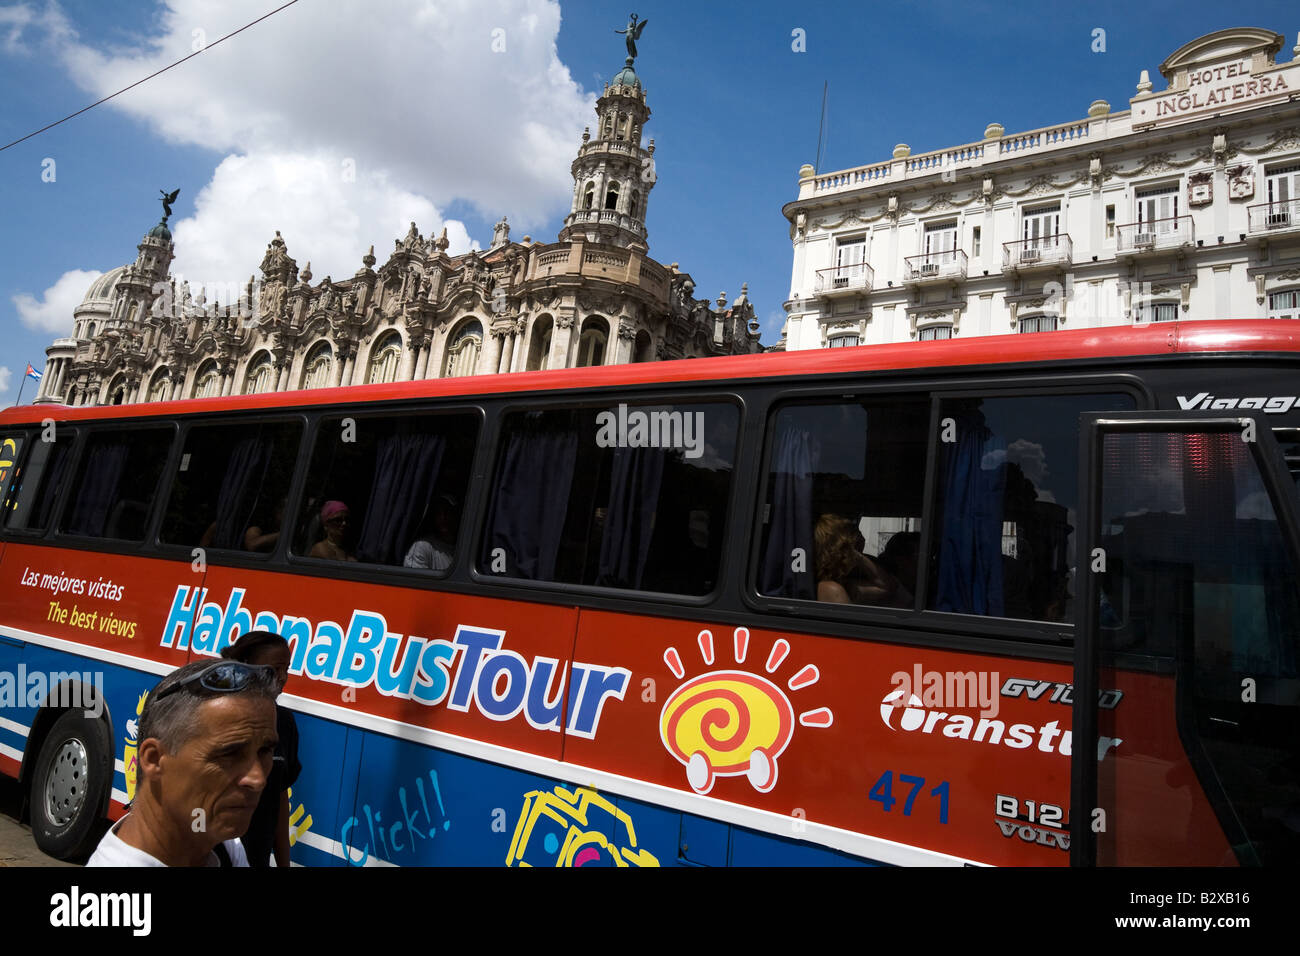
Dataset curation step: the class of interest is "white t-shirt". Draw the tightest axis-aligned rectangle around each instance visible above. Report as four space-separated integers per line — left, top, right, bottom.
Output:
86 816 249 867
403 539 452 571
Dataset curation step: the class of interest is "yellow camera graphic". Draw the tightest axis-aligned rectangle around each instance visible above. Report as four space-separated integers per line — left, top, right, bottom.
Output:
506 785 659 867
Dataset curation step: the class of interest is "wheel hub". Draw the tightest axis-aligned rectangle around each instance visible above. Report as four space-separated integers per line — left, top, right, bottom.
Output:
44 737 88 828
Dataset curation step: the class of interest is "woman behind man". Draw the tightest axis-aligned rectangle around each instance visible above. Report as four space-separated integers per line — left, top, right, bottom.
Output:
814 514 907 607
220 630 300 867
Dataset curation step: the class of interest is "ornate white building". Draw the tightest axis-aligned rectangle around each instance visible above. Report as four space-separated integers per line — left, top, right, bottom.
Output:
36 47 761 406
778 26 1300 349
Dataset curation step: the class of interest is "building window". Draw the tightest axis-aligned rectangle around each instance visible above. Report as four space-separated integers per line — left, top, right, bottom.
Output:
828 334 860 348
583 182 595 210
302 343 333 390
1265 163 1300 215
604 181 620 211
1137 301 1179 323
368 332 403 384
1019 314 1058 334
1105 204 1116 240
244 353 275 394
918 325 953 341
443 320 483 378
193 362 222 399
833 236 866 285
577 318 608 367
1022 204 1061 248
972 226 981 257
1269 289 1300 320
147 370 171 403
1135 183 1180 234
923 220 958 264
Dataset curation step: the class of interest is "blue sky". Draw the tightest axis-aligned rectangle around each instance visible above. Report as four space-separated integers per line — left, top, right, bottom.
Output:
1 0 1297 405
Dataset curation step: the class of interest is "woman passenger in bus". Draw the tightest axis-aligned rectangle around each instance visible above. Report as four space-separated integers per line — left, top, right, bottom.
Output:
814 514 900 606
310 499 357 561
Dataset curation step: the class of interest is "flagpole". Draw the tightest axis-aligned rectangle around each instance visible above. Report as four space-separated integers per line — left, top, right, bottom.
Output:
15 374 26 406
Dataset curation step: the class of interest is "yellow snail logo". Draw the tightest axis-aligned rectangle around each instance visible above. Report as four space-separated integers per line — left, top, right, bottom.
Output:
659 628 833 795
123 691 148 802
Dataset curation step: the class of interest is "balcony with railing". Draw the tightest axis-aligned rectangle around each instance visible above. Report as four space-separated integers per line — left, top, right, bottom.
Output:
1248 199 1300 236
814 262 874 296
904 249 968 283
1002 235 1072 271
1116 215 1194 253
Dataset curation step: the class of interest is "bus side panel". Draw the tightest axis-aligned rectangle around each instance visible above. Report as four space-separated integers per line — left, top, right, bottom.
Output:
558 611 1059 864
0 633 27 779
283 711 363 867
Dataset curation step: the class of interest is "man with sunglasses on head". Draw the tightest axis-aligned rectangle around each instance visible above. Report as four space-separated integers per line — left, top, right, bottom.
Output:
86 659 279 866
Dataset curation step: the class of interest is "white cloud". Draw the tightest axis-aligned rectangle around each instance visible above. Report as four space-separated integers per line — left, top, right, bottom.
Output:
0 367 11 394
53 0 593 227
13 268 104 333
169 152 479 295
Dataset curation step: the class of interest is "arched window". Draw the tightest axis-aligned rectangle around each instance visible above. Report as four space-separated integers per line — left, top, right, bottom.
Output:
577 317 608 367
147 369 171 403
107 374 128 406
583 181 595 210
526 316 554 372
828 333 860 348
604 181 620 211
1018 314 1058 334
301 343 333 390
86 322 96 338
244 352 275 394
368 332 403 384
633 329 653 363
917 326 953 342
193 362 222 399
443 320 483 378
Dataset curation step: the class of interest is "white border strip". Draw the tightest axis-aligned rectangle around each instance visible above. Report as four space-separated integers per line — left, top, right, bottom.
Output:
296 829 394 866
0 741 21 763
2 623 982 867
0 716 30 738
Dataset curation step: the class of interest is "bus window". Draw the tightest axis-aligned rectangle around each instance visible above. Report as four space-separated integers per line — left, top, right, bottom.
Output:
928 392 1134 623
757 397 929 607
159 420 303 551
60 428 173 540
293 411 479 570
480 401 739 595
4 431 76 533
1094 429 1300 865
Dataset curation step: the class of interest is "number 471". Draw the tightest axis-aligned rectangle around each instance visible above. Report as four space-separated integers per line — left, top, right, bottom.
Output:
868 771 949 824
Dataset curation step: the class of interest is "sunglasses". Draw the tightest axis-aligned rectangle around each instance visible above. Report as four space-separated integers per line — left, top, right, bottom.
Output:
150 660 276 707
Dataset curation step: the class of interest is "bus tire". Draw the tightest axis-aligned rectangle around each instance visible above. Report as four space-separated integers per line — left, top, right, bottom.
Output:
30 710 111 860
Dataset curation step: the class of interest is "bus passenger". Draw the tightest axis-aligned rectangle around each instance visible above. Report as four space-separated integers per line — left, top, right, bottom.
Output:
403 493 459 571
814 514 899 606
244 497 286 553
221 631 300 868
310 500 356 561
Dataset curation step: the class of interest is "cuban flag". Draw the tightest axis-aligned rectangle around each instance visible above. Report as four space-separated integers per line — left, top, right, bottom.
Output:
25 363 42 381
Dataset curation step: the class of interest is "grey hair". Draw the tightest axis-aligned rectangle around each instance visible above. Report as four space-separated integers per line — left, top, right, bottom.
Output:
138 659 278 756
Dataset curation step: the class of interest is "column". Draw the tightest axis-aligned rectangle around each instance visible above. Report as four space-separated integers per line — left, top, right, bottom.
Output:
480 330 502 379
330 351 345 388
497 333 515 374
401 340 419 381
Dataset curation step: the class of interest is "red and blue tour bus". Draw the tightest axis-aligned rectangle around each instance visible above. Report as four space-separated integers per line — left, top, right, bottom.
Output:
1 319 1297 866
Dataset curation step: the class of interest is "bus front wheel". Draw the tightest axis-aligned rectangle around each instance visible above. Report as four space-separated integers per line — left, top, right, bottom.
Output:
30 710 111 860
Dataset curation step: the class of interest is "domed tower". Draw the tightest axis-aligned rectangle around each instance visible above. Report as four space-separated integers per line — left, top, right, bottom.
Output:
107 193 177 331
560 15 655 250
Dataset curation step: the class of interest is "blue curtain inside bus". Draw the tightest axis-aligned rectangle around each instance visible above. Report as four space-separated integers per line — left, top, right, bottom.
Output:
64 441 129 537
210 435 270 549
482 416 578 579
935 408 1006 616
760 425 818 599
355 431 446 565
596 443 666 589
